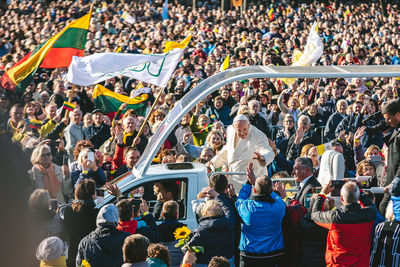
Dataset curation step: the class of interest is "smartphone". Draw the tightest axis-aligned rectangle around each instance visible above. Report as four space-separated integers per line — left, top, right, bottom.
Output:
369 155 381 162
332 180 346 189
87 151 95 162
96 188 105 197
63 155 69 166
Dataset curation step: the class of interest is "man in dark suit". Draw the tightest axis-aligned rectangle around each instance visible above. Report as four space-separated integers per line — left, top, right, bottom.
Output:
380 100 400 215
286 157 321 206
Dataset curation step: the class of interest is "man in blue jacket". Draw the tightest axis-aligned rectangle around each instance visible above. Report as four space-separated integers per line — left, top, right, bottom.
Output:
235 162 286 267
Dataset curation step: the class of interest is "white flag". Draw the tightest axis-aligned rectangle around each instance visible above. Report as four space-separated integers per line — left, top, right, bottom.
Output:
121 11 135 24
292 22 323 66
67 48 184 87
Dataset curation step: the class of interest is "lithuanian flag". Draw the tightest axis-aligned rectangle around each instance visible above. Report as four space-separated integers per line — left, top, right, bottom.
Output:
28 119 42 130
62 101 76 111
93 84 149 119
0 9 91 93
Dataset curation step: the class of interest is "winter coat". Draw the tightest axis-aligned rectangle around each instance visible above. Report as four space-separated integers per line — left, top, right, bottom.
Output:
60 201 97 267
299 213 328 267
158 220 186 267
76 226 131 267
84 123 111 149
206 106 233 126
311 192 376 267
286 129 320 162
249 113 272 139
324 112 345 142
235 183 286 254
187 195 235 264
70 164 107 188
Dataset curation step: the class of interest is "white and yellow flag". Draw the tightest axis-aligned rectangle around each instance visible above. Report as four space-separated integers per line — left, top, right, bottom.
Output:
121 11 135 24
283 22 323 84
67 35 192 87
219 54 230 71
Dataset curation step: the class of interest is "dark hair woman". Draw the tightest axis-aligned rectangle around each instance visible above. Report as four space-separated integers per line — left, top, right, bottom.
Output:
60 179 97 267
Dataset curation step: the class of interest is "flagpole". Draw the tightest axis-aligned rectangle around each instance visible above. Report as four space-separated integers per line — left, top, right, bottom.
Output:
131 87 164 148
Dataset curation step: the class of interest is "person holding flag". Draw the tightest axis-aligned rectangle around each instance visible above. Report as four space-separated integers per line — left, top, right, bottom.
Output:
0 6 92 93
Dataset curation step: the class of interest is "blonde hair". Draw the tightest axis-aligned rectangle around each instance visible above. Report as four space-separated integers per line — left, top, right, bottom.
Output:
201 199 223 218
364 145 380 159
30 144 51 165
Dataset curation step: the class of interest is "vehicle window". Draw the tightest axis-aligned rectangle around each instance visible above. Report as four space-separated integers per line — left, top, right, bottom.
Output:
119 178 188 221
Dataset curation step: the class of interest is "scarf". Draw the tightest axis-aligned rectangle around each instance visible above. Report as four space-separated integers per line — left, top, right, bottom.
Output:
35 163 61 199
123 131 134 144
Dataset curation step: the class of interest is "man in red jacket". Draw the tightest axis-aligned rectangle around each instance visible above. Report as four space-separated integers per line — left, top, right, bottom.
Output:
311 181 376 267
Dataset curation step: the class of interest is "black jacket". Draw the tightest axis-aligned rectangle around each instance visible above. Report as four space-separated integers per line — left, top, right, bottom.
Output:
286 130 320 162
324 112 345 141
299 213 328 267
85 123 111 149
276 128 295 153
293 176 321 206
187 195 235 264
383 127 400 186
335 112 362 138
61 201 97 267
249 113 272 139
124 131 148 155
76 226 131 267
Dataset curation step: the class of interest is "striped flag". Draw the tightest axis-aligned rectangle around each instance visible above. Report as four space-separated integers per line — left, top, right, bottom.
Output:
28 119 42 130
268 8 274 21
62 101 76 111
93 84 149 118
219 55 230 71
0 9 91 93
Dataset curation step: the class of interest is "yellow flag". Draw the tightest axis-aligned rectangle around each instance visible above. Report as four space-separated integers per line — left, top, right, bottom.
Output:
114 46 122 53
213 28 219 33
220 55 229 71
163 34 192 53
268 8 274 20
242 35 246 43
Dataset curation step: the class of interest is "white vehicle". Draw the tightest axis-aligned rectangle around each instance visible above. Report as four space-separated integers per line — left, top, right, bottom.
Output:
98 65 400 228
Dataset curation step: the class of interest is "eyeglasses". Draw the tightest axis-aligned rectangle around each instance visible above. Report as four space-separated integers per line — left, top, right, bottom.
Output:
41 152 52 158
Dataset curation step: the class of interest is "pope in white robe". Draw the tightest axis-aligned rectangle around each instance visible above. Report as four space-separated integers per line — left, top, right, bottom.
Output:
210 115 276 191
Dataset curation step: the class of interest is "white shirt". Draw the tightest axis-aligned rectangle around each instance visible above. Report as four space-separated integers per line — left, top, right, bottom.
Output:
299 175 313 190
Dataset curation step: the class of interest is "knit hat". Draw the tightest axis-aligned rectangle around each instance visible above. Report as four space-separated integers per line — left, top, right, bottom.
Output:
96 204 119 227
36 237 66 262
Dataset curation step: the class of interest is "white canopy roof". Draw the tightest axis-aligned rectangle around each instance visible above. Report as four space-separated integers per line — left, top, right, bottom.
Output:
133 65 400 177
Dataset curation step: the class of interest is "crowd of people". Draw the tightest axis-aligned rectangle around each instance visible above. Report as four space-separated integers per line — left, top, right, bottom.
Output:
1 0 400 266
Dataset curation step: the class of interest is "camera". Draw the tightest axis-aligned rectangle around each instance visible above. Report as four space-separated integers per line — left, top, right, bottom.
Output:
332 180 346 189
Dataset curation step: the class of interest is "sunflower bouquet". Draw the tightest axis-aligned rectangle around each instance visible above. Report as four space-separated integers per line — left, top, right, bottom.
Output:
174 226 204 253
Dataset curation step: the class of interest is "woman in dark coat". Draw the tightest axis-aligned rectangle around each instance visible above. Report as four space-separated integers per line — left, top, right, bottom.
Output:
60 179 97 267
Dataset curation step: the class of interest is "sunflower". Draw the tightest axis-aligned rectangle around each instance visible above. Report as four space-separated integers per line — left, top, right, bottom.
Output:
81 260 91 267
174 226 191 240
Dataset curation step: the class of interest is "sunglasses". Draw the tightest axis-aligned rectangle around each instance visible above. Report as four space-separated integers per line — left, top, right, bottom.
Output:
41 152 52 158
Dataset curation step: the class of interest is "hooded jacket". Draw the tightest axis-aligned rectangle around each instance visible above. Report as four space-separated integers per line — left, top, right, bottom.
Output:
76 204 131 267
187 195 235 264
